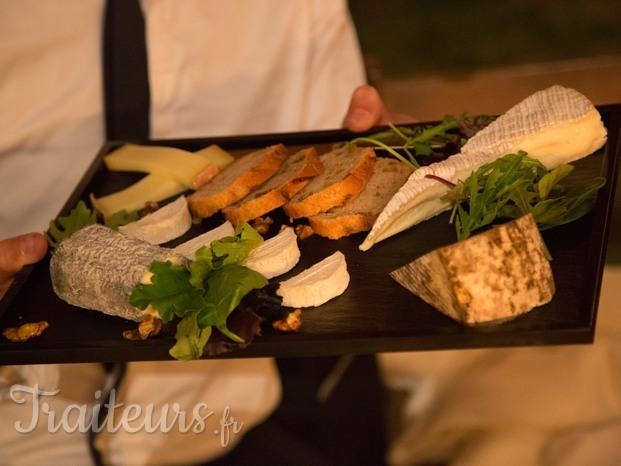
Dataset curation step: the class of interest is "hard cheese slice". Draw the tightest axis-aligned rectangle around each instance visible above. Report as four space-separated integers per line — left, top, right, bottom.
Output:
390 214 555 325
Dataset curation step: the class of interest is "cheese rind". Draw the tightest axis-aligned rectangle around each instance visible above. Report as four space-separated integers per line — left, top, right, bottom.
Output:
360 85 607 251
50 224 187 321
119 195 192 245
390 214 555 325
243 227 301 279
462 86 607 169
277 251 349 308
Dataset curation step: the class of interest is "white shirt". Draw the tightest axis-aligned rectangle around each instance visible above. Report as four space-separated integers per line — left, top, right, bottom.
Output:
0 0 365 238
0 2 365 465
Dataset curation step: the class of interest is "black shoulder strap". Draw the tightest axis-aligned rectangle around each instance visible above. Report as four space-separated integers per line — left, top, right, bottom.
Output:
102 0 150 140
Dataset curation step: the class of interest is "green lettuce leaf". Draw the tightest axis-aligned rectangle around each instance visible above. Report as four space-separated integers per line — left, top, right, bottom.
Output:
198 264 268 342
129 261 206 323
45 200 97 250
169 311 212 361
129 223 267 360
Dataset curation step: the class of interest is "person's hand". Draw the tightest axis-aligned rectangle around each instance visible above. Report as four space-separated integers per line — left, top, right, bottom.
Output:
0 233 48 299
342 85 415 133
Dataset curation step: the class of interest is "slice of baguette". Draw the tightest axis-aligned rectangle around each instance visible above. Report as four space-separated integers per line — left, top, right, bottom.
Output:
282 146 376 219
222 147 323 225
308 158 412 239
187 144 289 218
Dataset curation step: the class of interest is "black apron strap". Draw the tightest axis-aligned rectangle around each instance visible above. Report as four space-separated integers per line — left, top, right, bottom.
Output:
102 0 150 140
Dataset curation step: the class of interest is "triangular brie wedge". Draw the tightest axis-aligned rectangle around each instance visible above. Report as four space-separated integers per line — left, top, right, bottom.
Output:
359 85 607 251
461 85 607 169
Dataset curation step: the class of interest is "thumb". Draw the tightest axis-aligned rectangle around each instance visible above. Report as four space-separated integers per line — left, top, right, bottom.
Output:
342 85 391 133
0 233 48 298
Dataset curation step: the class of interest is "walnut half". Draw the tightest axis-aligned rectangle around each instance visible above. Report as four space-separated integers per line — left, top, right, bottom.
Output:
3 321 49 342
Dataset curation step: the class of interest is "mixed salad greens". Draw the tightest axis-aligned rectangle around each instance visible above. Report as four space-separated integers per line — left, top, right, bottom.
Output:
351 114 494 170
129 223 269 361
442 152 606 243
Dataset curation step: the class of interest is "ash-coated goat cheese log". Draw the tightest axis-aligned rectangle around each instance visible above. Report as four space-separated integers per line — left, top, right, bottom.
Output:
50 224 187 321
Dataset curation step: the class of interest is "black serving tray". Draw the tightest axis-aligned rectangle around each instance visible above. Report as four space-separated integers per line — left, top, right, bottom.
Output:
1 105 619 365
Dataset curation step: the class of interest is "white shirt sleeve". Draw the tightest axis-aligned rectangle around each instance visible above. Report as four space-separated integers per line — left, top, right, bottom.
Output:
0 0 106 238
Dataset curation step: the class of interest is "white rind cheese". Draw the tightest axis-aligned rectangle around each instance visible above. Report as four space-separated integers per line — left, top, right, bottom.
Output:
277 251 349 308
462 85 607 169
359 151 493 250
173 221 235 260
119 195 192 245
243 227 301 279
390 214 555 325
359 85 607 251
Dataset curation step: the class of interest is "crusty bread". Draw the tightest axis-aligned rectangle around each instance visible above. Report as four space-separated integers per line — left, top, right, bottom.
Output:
309 157 412 239
282 146 376 219
222 147 323 225
187 144 289 218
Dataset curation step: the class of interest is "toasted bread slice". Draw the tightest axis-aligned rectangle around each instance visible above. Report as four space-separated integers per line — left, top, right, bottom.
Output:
187 144 289 218
282 146 376 219
222 147 323 225
308 158 412 239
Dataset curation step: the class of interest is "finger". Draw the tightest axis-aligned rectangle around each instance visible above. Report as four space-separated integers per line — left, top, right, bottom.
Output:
0 233 48 299
0 233 48 281
342 85 391 133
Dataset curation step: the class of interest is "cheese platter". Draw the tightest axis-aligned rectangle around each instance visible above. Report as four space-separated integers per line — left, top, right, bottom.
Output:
0 96 619 365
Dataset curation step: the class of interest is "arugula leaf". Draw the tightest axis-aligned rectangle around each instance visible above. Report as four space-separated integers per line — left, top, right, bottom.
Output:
350 113 494 170
537 164 574 200
443 152 606 241
45 200 97 250
129 261 206 323
537 177 606 230
169 311 212 361
129 223 267 360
